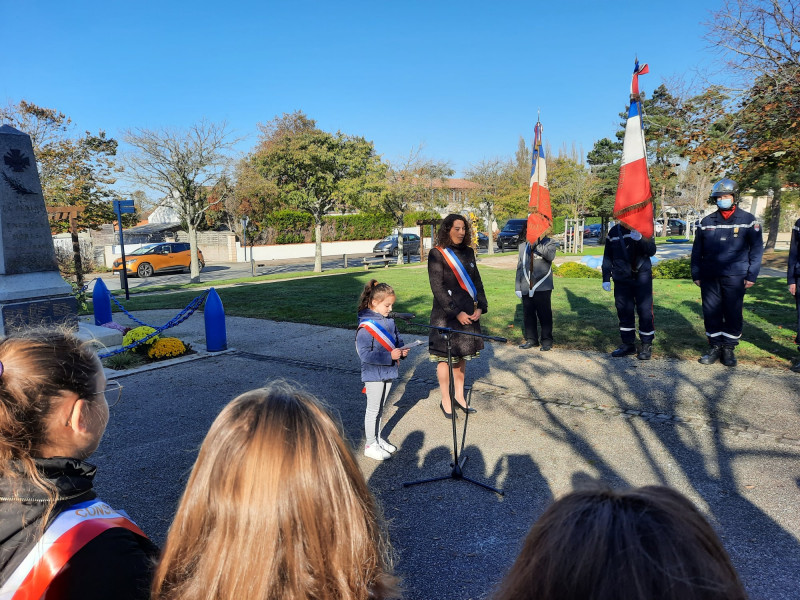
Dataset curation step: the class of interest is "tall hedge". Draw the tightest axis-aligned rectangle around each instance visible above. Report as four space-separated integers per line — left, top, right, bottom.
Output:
260 210 395 244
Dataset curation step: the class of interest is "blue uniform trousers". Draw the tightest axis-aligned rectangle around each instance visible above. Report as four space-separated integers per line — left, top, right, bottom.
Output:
700 276 746 347
613 271 654 344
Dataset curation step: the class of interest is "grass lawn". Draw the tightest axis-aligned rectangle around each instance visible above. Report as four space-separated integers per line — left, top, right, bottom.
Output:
93 267 799 367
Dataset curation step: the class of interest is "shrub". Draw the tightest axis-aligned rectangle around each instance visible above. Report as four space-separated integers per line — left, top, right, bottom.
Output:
652 258 692 279
147 337 188 360
404 210 440 227
323 214 394 241
102 352 145 371
122 326 159 351
553 262 602 278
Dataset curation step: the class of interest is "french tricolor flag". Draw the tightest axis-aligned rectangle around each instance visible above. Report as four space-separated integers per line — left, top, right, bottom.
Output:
613 60 654 239
526 119 552 244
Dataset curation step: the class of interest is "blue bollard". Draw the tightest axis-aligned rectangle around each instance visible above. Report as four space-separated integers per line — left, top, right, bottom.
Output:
204 288 227 352
93 279 113 325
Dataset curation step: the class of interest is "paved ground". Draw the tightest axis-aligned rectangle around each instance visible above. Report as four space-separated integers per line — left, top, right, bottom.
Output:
89 301 800 600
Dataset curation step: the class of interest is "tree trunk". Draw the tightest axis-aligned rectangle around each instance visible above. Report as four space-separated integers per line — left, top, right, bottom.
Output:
396 218 404 265
599 216 608 245
314 219 323 272
764 187 781 252
188 225 201 283
487 207 495 255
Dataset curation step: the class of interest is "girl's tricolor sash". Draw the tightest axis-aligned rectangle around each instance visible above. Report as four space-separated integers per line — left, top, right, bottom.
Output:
436 246 477 302
0 499 148 600
358 320 396 352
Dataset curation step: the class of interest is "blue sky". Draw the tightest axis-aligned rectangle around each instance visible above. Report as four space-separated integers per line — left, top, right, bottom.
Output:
3 1 722 183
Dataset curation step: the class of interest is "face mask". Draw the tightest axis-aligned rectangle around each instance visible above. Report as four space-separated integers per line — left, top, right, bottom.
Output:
716 198 733 210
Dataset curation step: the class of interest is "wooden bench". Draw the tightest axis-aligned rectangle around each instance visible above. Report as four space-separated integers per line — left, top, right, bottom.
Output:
362 256 393 270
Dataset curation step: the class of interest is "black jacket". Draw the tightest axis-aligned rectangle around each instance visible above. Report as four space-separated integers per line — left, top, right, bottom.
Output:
428 244 488 357
0 458 158 600
691 207 763 282
789 218 800 284
602 225 657 283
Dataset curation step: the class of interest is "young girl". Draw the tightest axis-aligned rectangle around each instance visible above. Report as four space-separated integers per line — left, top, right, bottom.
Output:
152 381 399 600
0 329 157 600
356 280 409 461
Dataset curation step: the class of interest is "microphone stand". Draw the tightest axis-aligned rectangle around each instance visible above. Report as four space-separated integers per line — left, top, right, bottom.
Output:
401 320 506 496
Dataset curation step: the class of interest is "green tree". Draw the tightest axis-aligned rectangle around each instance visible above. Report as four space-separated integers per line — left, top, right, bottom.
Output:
253 120 384 272
0 100 124 231
586 137 621 243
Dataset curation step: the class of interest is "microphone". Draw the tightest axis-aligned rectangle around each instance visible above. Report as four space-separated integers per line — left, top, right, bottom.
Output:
388 311 416 320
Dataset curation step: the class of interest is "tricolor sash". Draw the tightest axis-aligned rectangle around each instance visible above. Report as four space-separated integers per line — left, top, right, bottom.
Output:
0 499 148 600
358 320 396 352
436 246 477 302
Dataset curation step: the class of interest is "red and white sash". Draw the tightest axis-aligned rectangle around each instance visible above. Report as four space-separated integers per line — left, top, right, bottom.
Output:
358 320 396 352
0 499 148 600
436 246 477 301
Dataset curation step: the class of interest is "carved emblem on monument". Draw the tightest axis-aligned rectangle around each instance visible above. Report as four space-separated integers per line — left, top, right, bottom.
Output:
4 149 30 172
1 148 35 195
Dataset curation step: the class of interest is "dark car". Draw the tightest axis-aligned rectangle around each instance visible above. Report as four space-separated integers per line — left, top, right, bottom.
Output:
496 219 527 250
477 232 490 249
585 223 603 237
373 233 421 256
655 219 686 236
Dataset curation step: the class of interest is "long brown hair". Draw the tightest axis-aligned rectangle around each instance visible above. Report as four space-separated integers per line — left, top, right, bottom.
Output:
493 484 747 600
0 330 100 505
152 381 400 600
358 279 395 312
435 213 472 248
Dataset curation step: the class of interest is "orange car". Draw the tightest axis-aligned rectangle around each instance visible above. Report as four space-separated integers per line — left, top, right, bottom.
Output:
112 242 205 278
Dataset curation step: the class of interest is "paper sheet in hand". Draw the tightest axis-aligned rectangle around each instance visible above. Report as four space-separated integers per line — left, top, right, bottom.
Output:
398 340 424 351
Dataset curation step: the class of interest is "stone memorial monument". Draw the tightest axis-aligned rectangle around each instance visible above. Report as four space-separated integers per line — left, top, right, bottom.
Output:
0 124 77 336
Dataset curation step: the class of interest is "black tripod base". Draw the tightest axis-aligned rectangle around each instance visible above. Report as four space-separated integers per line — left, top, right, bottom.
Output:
402 455 504 496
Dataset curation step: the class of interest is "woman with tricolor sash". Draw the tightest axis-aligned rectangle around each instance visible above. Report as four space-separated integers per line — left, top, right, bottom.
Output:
0 330 157 599
428 214 488 419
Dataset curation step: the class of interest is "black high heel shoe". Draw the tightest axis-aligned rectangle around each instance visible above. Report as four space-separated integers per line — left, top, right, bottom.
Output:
455 401 477 414
439 403 453 420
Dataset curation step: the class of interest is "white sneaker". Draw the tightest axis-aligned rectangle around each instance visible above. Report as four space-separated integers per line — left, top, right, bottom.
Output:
378 438 397 454
364 443 392 461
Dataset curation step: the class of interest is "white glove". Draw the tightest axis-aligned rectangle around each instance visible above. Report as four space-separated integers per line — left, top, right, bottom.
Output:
602 282 612 292
515 290 522 298
630 229 642 241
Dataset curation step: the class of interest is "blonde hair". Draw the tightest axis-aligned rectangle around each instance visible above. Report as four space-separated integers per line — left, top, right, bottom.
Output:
152 381 399 600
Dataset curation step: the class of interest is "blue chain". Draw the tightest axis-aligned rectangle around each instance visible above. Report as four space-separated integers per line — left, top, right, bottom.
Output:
110 295 155 328
98 290 211 359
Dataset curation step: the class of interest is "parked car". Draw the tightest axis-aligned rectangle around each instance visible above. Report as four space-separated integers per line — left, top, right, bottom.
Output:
477 232 490 249
585 224 603 238
496 219 528 250
373 233 421 256
654 218 686 236
112 242 205 278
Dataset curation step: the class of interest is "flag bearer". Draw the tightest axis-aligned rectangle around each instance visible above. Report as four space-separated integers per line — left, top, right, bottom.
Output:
602 222 657 360
691 178 763 367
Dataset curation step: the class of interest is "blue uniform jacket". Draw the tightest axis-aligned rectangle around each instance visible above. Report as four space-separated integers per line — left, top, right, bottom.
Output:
788 218 800 284
356 309 404 382
601 225 657 283
691 208 763 282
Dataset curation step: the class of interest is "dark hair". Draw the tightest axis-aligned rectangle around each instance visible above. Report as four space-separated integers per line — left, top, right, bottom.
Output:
0 330 101 502
435 214 472 248
493 484 748 600
357 279 396 312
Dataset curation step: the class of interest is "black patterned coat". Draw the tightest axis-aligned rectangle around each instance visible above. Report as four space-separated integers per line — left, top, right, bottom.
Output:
427 244 488 358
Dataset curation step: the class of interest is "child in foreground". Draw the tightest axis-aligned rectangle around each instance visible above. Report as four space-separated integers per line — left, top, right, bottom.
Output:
356 280 409 460
152 381 399 600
